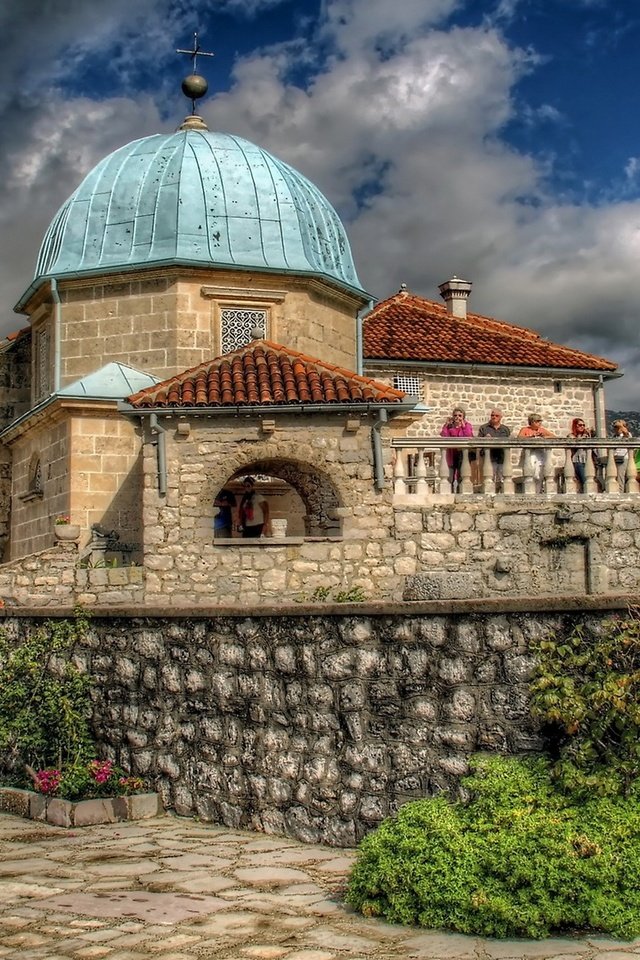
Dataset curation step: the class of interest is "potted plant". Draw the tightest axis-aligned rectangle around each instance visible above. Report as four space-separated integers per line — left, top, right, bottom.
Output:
54 515 81 541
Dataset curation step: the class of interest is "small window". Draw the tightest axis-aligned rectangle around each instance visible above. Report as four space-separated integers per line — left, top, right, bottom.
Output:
28 454 43 494
554 381 563 393
393 375 422 396
35 326 51 400
220 308 269 353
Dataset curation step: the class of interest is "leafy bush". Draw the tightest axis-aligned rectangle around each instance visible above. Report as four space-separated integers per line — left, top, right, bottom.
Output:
530 610 640 797
0 611 94 773
346 756 640 939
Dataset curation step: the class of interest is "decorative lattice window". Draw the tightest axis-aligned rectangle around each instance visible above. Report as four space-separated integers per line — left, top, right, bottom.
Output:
28 455 43 494
220 308 268 353
393 375 422 396
35 326 50 399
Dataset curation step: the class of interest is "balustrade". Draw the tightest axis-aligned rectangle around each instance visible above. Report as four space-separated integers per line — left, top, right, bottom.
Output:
391 438 639 499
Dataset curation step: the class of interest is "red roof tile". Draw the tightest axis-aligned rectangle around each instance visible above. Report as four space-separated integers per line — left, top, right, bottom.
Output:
127 340 407 409
363 291 618 372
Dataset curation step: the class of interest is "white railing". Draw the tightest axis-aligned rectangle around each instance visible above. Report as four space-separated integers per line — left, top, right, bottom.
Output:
391 438 639 498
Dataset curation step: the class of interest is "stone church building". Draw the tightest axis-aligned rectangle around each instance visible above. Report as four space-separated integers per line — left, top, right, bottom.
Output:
0 90 634 608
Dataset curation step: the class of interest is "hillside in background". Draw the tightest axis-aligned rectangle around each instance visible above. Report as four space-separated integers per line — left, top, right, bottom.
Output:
606 410 640 434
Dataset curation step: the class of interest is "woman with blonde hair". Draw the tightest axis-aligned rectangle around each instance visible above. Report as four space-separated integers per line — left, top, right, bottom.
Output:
611 419 632 492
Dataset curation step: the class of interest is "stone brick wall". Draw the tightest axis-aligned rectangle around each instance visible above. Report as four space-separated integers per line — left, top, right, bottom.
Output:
0 605 622 846
371 363 605 438
0 542 143 607
0 334 32 557
57 268 362 389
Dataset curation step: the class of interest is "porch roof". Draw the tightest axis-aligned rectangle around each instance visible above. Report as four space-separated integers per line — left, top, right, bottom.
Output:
126 340 407 409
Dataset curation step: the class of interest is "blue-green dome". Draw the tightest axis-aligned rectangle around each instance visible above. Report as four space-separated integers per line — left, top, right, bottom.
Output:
32 129 365 297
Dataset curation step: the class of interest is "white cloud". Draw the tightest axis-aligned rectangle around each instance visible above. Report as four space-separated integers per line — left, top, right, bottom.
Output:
0 0 638 412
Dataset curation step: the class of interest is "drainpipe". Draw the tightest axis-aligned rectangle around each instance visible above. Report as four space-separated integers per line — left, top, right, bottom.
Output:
149 413 167 496
594 375 605 437
356 300 373 377
51 277 61 392
372 407 388 491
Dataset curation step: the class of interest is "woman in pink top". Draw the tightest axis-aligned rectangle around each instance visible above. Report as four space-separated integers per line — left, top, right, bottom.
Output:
440 407 474 492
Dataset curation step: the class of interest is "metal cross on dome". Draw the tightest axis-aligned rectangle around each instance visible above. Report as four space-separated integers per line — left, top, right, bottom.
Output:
176 31 215 73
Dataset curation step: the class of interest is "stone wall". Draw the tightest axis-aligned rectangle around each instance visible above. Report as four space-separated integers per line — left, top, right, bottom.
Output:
57 268 362 388
0 603 625 846
0 333 31 557
0 542 143 607
371 363 605 438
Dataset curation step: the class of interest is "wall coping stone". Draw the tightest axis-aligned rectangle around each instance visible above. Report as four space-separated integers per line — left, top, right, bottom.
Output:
1 593 635 620
0 787 162 826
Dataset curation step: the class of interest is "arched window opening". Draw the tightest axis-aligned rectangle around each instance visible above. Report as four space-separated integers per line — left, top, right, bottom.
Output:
211 458 343 541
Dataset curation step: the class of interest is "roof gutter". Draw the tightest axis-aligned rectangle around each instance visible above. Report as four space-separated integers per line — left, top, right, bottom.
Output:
118 400 419 418
364 358 622 380
51 277 61 393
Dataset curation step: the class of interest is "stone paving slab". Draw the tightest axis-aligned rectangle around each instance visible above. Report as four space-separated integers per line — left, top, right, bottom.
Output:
1 812 640 960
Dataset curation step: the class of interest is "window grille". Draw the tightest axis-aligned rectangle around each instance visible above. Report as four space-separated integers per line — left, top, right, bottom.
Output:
393 374 422 396
28 455 43 495
220 308 268 353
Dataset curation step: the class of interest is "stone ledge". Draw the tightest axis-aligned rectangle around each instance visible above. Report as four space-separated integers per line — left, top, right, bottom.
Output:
0 593 636 620
0 787 162 826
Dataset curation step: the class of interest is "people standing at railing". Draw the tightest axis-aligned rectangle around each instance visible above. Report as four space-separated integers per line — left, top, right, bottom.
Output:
440 407 474 493
611 419 632 492
478 409 511 491
517 414 556 493
567 417 596 493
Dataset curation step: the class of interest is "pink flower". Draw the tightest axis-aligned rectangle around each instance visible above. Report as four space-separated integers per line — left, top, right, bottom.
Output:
88 759 114 784
34 768 62 795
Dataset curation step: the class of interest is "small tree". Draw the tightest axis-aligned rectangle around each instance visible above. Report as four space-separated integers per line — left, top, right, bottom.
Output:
0 610 94 777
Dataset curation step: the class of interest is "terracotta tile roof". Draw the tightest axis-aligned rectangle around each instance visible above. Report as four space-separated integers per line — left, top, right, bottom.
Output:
363 291 618 372
126 340 407 409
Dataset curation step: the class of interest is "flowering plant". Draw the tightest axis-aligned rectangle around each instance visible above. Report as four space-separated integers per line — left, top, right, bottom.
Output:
32 759 147 801
54 515 71 525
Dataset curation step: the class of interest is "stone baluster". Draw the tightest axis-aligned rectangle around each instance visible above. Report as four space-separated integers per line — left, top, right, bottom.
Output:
502 448 514 496
543 448 555 495
459 448 473 494
438 449 450 494
584 450 597 494
393 451 406 495
481 447 494 493
415 449 428 497
625 453 637 494
605 450 618 494
522 448 536 495
563 448 575 493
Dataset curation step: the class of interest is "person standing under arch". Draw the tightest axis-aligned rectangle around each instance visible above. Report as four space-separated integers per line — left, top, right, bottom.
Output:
238 476 271 538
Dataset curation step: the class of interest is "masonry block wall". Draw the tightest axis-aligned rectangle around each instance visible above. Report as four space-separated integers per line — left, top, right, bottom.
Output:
56 268 362 389
0 334 31 557
1 608 617 846
372 364 604 437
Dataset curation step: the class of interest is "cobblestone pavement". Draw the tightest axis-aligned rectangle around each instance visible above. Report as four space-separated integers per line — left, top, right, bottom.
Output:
1 812 639 960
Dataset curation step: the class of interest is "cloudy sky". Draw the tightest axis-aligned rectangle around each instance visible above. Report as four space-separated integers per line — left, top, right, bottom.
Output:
1 0 640 408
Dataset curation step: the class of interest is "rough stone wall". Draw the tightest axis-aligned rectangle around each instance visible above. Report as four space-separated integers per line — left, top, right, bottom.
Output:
399 498 640 598
370 364 603 437
0 542 143 607
58 269 362 389
1 607 616 846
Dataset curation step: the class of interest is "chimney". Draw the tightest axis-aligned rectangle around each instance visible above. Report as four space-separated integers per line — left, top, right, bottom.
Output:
438 276 472 319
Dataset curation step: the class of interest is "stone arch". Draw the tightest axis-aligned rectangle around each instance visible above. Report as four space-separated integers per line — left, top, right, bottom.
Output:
230 457 343 536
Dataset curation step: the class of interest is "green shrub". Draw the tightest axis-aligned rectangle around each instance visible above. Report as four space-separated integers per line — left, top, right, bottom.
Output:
530 611 640 797
0 611 94 774
346 756 640 939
